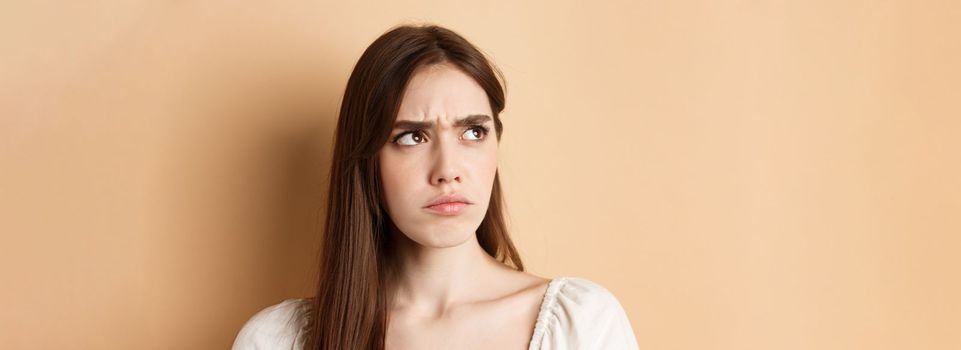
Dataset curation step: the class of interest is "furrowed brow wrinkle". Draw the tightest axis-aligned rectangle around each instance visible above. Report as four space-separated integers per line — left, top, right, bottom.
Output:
453 114 492 127
392 114 492 129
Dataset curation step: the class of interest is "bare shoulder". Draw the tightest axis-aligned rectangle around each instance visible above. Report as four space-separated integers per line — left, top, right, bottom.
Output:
452 266 547 312
496 268 551 301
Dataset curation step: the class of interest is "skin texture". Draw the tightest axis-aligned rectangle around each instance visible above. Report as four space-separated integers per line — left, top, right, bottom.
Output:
378 63 550 349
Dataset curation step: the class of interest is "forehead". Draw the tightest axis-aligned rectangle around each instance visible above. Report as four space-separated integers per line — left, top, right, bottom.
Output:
396 63 492 122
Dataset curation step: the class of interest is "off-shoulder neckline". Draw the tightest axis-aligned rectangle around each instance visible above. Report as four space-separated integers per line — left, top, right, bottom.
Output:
269 276 574 349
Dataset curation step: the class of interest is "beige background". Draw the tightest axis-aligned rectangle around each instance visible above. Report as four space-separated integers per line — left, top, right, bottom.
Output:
2 1 959 349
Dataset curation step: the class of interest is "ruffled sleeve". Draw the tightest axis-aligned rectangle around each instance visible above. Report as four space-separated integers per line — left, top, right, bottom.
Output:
231 298 309 350
529 277 639 350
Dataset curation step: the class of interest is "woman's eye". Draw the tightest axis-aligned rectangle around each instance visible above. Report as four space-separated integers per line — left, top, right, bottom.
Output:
394 131 426 146
462 126 488 141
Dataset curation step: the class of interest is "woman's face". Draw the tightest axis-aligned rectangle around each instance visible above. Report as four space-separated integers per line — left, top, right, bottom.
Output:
378 63 498 248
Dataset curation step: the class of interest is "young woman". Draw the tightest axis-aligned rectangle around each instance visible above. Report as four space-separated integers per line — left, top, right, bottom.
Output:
232 24 639 350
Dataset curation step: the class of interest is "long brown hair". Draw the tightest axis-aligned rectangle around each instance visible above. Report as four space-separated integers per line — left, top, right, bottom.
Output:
305 24 524 349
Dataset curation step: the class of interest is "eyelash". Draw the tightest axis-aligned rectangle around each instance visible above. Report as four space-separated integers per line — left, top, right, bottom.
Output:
391 125 491 145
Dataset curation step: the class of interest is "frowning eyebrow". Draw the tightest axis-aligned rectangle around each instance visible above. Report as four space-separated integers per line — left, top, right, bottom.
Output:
392 114 492 130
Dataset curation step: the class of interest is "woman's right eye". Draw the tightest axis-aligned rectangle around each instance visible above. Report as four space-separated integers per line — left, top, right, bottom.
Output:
393 131 426 146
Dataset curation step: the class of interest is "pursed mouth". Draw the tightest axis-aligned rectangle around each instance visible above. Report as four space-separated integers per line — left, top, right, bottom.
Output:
424 193 472 208
426 201 468 207
423 201 470 215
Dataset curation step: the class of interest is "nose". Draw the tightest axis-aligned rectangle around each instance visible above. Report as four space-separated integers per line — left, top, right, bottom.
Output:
429 138 462 185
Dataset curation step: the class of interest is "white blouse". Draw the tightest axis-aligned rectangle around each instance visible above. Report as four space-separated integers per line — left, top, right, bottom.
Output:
232 276 639 349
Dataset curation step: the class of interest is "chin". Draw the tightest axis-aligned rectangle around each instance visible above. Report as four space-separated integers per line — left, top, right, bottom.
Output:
417 233 474 248
406 222 479 248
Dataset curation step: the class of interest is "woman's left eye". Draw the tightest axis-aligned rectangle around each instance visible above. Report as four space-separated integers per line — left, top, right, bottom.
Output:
462 126 488 141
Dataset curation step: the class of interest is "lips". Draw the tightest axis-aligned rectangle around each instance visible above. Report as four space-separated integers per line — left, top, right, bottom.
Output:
423 193 472 215
423 193 472 208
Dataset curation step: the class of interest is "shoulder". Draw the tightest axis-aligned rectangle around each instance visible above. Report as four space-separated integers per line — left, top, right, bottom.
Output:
231 298 311 350
529 277 639 349
553 276 621 308
539 276 627 322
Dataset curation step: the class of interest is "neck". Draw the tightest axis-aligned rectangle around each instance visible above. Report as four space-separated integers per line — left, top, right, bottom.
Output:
387 226 505 317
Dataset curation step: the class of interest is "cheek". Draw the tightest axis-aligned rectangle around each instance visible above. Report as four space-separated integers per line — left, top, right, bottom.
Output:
472 144 499 189
483 153 497 180
379 150 420 211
